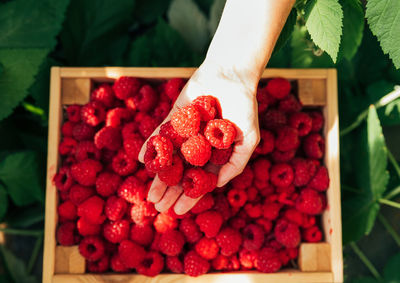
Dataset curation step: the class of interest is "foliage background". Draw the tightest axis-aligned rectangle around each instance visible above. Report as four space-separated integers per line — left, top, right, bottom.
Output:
0 0 400 282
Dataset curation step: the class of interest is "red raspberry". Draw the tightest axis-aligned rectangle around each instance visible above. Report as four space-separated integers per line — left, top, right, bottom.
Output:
195 237 219 260
256 218 273 233
247 186 259 201
263 109 287 130
274 219 301 248
118 239 146 268
81 101 106 126
255 247 282 273
165 78 185 101
289 112 312 136
74 141 100 161
124 97 136 111
303 133 325 159
95 171 121 197
216 227 242 256
243 224 265 250
133 84 158 112
275 126 300 152
79 236 105 261
257 85 277 106
270 163 294 187
181 134 211 166
135 168 151 183
66 105 81 122
158 155 184 186
153 213 178 233
139 115 159 139
244 203 262 218
210 146 233 165
94 126 122 151
231 165 254 190
227 188 247 208
204 119 236 149
110 254 129 273
182 168 217 198
272 149 296 163
279 94 302 113
166 256 183 273
171 105 201 138
71 159 102 186
105 107 132 128
123 133 144 160
191 193 214 214
195 210 223 238
77 217 101 236
309 111 324 132
118 176 146 204
54 166 74 192
72 123 95 141
254 130 275 155
213 193 232 220
292 158 314 186
77 196 105 224
159 121 186 148
193 96 220 121
137 251 164 276
112 150 138 176
302 214 317 228
283 208 304 226
252 158 271 182
130 224 154 246
103 219 130 243
153 101 171 120
58 201 77 222
61 121 76 137
302 226 323 242
184 250 210 277
57 222 79 246
212 254 229 270
91 84 115 108
113 76 141 100
266 78 291 99
179 217 202 243
130 201 157 226
87 255 109 273
262 202 282 220
121 122 138 140
308 165 330 191
239 248 258 269
144 135 173 173
69 185 94 205
295 188 324 215
59 137 77 156
105 196 128 221
230 217 247 230
159 230 185 256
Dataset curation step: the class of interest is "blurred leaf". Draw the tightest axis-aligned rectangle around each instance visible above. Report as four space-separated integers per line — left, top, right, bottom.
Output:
0 246 37 283
366 0 400 68
133 0 171 24
194 0 214 16
350 278 379 283
168 0 209 53
304 0 343 62
273 9 297 53
383 253 400 282
208 0 225 36
0 151 44 206
5 205 44 228
0 183 8 221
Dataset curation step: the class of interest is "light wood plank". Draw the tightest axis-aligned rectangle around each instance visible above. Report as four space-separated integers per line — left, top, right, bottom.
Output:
298 243 331 272
0 223 6 244
62 78 92 105
298 79 326 106
55 246 86 274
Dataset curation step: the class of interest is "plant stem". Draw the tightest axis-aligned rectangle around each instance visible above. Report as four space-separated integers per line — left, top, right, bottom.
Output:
0 227 43 237
350 242 382 281
341 184 363 194
27 236 43 274
384 186 400 200
388 150 400 179
379 198 400 209
378 214 400 248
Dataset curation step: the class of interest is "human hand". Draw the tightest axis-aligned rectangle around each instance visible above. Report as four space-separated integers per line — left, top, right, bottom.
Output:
138 61 260 215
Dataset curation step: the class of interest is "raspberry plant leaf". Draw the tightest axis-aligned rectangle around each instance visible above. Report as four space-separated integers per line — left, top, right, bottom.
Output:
383 253 400 282
0 245 37 283
0 183 8 221
133 0 172 24
304 0 343 63
366 0 400 69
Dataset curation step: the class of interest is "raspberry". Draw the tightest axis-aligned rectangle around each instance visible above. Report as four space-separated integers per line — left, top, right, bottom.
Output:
279 95 302 113
257 85 277 107
165 78 185 101
295 188 324 215
130 201 157 226
254 130 274 155
87 256 109 273
74 141 100 161
270 163 294 187
179 217 202 243
123 133 144 160
133 84 158 112
112 150 138 176
121 122 138 140
252 158 271 182
103 219 130 243
184 250 210 277
213 193 232 220
124 97 136 111
275 126 300 152
230 216 247 230
212 254 229 270
153 213 178 233
139 115 159 139
58 201 77 222
239 248 258 269
81 101 106 126
166 256 183 273
105 107 132 128
182 168 217 198
118 239 146 268
256 218 273 233
272 149 296 163
79 236 105 261
292 158 314 186
135 168 151 183
247 187 259 201
130 224 154 246
72 123 95 141
283 208 304 226
302 226 323 242
159 121 186 148
210 146 233 165
289 112 312 137
91 84 115 108
227 188 247 208
57 222 79 246
77 217 101 236
303 133 325 159
77 196 105 224
193 96 220 121
189 194 213 215
118 176 146 204
274 219 301 248
59 137 77 156
243 224 265 250
110 254 129 272
231 165 254 190
216 227 242 256
255 247 281 272
71 159 102 186
137 251 164 276
204 119 236 149
153 101 171 120
54 166 74 192
144 135 173 173
244 203 262 218
158 229 185 256
171 105 201 138
181 135 211 166
195 237 219 260
262 202 282 220
158 155 184 186
105 196 128 221
302 214 316 228
195 210 223 238
308 165 330 191
309 111 324 132
69 185 94 205
66 105 81 122
95 171 121 197
113 76 141 100
94 126 122 151
61 121 76 137
266 78 291 99
262 109 287 130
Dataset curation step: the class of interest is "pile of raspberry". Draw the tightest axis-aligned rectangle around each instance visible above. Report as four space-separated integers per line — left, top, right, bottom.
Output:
54 76 329 277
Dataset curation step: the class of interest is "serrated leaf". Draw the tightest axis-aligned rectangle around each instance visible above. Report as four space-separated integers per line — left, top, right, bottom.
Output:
0 246 38 283
208 0 226 36
133 0 172 24
383 253 400 282
366 0 400 69
273 9 297 53
305 0 343 62
0 151 44 206
168 0 210 53
0 183 8 221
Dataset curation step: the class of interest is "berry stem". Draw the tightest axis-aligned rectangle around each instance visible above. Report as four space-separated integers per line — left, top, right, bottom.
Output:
27 236 43 274
378 213 400 248
0 227 43 236
379 198 400 209
383 185 400 200
388 150 400 179
350 242 382 281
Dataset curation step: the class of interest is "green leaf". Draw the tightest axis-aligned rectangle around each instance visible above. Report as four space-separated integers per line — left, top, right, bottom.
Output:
366 0 400 68
339 0 364 61
0 183 8 221
0 245 38 283
167 0 210 53
0 49 48 121
194 0 214 16
304 0 343 62
5 205 44 229
384 253 400 282
350 278 379 283
208 0 226 36
0 151 44 206
273 9 297 53
59 0 135 66
133 0 172 24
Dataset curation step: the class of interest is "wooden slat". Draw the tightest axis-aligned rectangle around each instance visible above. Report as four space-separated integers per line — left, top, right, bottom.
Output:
61 78 92 105
298 79 326 106
55 246 86 274
298 243 331 272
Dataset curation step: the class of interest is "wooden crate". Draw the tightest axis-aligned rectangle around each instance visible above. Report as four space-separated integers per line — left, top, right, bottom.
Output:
43 68 342 283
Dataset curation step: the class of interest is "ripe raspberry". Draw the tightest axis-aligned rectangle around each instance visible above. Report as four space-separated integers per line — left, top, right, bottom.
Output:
118 239 146 268
295 188 324 215
158 155 184 186
139 115 159 139
266 78 291 99
227 188 247 208
309 111 324 132
182 168 217 198
159 230 185 256
130 201 157 226
204 119 236 149
110 254 129 272
112 150 138 176
105 196 128 221
171 105 201 138
79 236 105 261
69 185 94 205
195 237 219 260
105 107 132 128
252 158 271 182
270 163 294 187
77 196 105 224
130 224 154 246
272 149 296 163
179 217 202 243
230 216 247 230
59 137 77 156
239 248 258 269
144 135 173 173
216 227 242 256
133 84 158 112
121 122 138 140
184 250 210 277
95 171 121 197
181 134 211 166
195 210 223 238
81 101 106 126
113 76 141 100
66 105 81 122
135 168 151 183
210 146 233 165
118 176 146 204
302 214 317 228
159 121 186 148
212 254 229 270
274 219 301 248
279 94 302 113
275 126 300 152
302 226 323 242
262 202 282 220
257 85 277 106
54 166 74 192
74 141 100 161
256 218 273 234
87 255 109 273
283 208 304 226
255 247 282 273
289 112 312 137
303 133 325 159
57 222 79 246
58 201 77 222
72 123 95 141
153 213 178 233
292 158 314 187
91 84 115 108
244 203 262 218
94 126 122 151
308 165 330 191
71 159 102 186
123 133 144 160
136 251 164 276
61 121 76 137
77 217 101 236
193 96 220 121
231 165 254 190
247 187 259 201
103 219 130 243
243 224 265 250
191 193 214 214
165 78 185 101
166 256 183 273
213 193 232 220
254 130 274 155
153 101 171 120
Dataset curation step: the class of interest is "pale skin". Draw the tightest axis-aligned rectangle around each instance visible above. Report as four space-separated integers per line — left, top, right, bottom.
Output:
138 0 295 215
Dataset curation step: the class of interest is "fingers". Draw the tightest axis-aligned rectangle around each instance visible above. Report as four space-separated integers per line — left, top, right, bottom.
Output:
147 175 168 203
174 194 202 215
154 185 183 213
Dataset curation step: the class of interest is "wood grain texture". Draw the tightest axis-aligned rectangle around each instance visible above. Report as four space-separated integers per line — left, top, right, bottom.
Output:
0 223 6 244
298 243 331 272
61 78 92 105
55 246 86 274
298 79 326 106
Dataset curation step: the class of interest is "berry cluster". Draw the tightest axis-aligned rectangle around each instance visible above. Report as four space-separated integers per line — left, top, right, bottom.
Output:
54 77 329 277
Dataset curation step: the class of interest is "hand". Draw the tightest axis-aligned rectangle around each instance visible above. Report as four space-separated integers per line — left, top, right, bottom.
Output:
138 61 261 215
